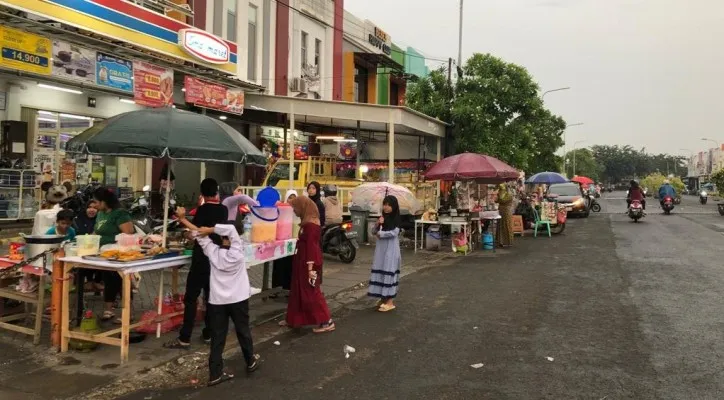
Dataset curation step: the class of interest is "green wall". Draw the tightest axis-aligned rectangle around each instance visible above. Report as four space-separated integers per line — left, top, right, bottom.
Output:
377 43 405 105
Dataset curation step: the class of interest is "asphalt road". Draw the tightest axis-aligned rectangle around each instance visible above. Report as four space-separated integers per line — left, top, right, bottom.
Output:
121 192 724 400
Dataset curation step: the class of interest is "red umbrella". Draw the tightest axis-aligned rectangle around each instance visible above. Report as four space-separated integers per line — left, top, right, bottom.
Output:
571 175 594 185
424 152 519 182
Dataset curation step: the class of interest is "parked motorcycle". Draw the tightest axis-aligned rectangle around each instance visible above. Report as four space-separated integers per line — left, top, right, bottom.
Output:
131 185 153 234
700 190 708 205
628 199 645 222
60 183 99 215
662 196 675 215
322 221 358 263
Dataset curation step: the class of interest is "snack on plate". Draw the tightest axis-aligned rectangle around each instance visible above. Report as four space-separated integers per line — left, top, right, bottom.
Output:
117 251 144 261
100 249 120 259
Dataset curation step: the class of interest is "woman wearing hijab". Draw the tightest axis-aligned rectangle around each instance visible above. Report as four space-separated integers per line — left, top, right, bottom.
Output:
74 202 103 293
368 195 402 312
496 183 514 248
306 181 325 226
286 195 335 333
272 190 298 298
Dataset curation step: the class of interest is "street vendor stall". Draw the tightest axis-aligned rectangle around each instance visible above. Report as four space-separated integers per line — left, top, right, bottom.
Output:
57 237 297 363
53 108 268 354
417 153 519 252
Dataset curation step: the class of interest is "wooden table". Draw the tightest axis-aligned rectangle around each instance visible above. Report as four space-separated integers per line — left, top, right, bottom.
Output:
58 255 191 363
0 257 46 344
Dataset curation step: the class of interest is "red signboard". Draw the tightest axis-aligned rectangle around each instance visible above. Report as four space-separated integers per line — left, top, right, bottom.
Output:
133 61 173 107
183 76 244 115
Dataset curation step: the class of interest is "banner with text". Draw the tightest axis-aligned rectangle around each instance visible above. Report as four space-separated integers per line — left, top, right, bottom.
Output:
133 61 173 107
183 76 244 115
0 26 52 75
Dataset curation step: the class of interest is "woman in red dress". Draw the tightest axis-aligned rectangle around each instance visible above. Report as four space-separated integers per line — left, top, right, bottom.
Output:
286 196 335 333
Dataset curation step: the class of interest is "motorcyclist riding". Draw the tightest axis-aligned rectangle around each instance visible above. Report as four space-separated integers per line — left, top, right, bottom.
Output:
626 180 646 210
658 179 677 207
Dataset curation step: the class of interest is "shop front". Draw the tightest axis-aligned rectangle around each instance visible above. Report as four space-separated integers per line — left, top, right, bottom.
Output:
0 1 263 214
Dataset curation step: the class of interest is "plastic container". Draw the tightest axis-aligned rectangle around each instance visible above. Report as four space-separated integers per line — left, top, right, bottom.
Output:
249 206 279 243
292 216 301 238
276 203 294 240
76 234 101 256
115 233 142 251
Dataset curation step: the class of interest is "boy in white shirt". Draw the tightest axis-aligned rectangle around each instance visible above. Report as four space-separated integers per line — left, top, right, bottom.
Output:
177 207 260 386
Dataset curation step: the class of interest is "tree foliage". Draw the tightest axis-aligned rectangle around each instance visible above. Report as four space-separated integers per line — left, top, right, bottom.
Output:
641 173 685 195
406 53 566 173
563 148 601 181
590 145 686 184
710 169 724 193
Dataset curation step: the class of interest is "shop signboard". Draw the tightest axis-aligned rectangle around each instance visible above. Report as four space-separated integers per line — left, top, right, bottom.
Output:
178 29 230 64
183 76 244 115
364 21 392 56
51 40 96 84
96 52 133 92
133 61 173 107
0 26 51 75
0 0 238 75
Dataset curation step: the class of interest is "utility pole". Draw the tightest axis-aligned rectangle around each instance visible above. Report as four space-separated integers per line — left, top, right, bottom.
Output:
458 0 463 66
445 57 453 156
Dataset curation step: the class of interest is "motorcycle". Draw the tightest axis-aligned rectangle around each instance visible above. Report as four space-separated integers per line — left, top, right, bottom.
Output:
628 199 645 222
662 196 674 215
700 190 708 205
60 183 99 215
322 221 358 263
590 197 602 213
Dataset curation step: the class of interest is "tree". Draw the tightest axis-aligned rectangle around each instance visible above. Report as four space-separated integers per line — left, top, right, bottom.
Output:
591 145 688 184
406 53 566 172
564 148 601 181
641 172 685 195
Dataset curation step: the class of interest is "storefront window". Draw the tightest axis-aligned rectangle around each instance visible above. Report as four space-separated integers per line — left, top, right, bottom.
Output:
354 66 368 103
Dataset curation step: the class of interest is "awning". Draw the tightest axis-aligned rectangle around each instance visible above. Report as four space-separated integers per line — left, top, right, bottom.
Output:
244 94 447 138
354 52 403 71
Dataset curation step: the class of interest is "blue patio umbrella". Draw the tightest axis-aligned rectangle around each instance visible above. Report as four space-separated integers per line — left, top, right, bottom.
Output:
526 172 569 185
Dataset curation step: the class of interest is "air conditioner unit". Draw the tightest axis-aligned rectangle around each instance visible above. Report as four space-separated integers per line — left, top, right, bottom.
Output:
289 77 301 92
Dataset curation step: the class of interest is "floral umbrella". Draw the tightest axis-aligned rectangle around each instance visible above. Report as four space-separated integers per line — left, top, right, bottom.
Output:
350 182 420 214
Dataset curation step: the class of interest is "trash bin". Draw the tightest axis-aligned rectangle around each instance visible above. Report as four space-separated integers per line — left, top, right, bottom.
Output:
350 206 370 243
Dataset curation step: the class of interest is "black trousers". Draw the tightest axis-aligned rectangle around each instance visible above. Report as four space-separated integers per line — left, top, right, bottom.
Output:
179 265 211 342
103 272 134 303
208 300 254 380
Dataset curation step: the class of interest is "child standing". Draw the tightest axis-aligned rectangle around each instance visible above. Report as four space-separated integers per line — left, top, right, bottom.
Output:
367 195 402 312
46 209 77 241
176 208 260 386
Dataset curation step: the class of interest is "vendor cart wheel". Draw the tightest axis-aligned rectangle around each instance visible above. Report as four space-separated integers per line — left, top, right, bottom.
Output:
591 203 601 213
338 242 356 264
550 223 566 235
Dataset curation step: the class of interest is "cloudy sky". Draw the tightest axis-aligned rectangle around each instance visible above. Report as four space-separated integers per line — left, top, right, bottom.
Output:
345 0 724 156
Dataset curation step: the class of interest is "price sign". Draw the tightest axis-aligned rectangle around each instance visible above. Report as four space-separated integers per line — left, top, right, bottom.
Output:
0 27 51 75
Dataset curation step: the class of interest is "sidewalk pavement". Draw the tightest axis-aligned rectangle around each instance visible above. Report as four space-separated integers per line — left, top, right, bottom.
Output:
0 242 504 400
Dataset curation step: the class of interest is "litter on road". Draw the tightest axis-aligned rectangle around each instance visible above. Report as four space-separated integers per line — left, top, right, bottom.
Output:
546 356 555 362
273 341 281 346
470 363 485 369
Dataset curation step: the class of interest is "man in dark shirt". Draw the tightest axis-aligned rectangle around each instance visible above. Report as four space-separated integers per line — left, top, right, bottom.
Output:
165 178 228 349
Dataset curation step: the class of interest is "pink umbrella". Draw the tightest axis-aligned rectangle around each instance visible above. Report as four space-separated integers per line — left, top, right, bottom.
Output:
424 153 519 182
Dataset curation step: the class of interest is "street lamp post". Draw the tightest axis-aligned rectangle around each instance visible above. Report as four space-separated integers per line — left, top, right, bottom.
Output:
544 86 571 100
563 122 584 157
572 140 587 176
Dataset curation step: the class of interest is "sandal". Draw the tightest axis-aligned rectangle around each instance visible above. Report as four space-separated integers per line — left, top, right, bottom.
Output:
101 311 115 321
163 338 190 349
313 320 336 334
247 354 261 373
207 372 234 387
378 304 396 312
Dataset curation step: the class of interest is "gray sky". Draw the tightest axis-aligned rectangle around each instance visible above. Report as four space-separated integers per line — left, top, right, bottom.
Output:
344 0 724 156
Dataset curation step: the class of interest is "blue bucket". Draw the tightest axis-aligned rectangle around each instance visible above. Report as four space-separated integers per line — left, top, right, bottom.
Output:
482 232 494 250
